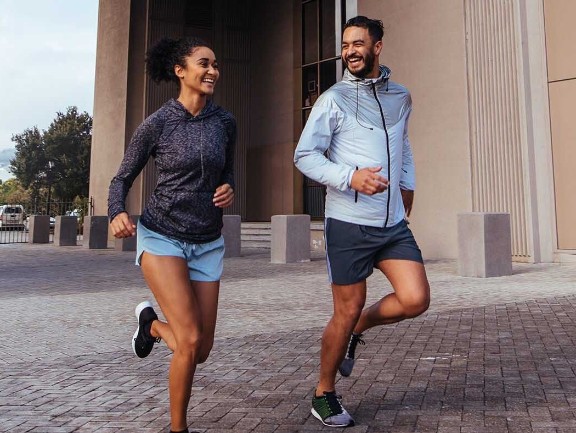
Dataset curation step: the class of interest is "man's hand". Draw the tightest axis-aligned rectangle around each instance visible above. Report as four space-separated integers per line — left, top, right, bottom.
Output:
110 212 136 238
401 189 414 217
350 166 389 196
214 183 234 208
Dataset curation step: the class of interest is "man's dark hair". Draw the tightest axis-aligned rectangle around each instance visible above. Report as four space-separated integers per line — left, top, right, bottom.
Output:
343 16 384 43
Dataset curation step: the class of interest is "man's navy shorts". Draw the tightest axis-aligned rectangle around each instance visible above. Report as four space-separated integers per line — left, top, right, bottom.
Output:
325 217 423 285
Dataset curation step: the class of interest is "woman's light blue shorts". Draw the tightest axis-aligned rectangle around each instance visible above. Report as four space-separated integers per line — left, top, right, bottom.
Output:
136 221 225 282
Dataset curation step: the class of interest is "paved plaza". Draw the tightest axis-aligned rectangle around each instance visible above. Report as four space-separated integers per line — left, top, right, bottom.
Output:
2 242 576 432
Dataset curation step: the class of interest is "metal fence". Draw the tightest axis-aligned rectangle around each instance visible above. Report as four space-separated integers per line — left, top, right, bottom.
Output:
0 199 90 244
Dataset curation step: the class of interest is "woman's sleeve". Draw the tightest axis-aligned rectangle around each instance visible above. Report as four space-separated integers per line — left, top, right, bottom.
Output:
219 114 236 190
107 118 161 220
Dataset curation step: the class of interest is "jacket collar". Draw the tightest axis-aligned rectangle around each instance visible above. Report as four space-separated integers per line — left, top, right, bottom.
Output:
343 65 391 86
166 98 220 120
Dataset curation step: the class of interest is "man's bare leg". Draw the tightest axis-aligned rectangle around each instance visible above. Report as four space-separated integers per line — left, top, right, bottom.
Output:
354 259 430 333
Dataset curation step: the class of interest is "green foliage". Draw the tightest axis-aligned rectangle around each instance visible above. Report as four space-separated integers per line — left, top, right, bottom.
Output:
10 126 46 199
9 107 92 203
0 178 30 205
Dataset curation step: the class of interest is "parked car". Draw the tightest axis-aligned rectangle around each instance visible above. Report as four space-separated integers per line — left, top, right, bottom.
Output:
66 208 82 220
0 204 26 230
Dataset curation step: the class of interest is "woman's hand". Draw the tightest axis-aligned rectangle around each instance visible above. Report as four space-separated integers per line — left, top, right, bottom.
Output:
213 183 234 208
110 212 136 238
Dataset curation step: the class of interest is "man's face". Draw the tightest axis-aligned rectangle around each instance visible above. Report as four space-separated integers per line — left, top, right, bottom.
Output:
341 26 382 79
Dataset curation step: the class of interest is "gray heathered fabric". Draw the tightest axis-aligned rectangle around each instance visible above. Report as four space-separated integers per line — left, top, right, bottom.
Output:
108 98 236 244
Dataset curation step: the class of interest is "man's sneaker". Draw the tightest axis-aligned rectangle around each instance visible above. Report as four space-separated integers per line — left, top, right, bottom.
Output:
338 333 365 377
132 301 160 358
311 391 354 427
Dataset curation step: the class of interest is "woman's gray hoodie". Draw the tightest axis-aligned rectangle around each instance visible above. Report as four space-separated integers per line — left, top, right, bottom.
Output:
108 98 236 243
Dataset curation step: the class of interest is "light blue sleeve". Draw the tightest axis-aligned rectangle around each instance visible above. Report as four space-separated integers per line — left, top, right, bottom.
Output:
400 107 416 191
293 104 354 192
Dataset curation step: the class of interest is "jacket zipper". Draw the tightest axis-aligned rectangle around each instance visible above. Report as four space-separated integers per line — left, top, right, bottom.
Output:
371 82 391 227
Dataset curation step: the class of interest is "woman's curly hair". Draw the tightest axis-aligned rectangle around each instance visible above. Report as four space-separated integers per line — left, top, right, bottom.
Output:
145 37 211 83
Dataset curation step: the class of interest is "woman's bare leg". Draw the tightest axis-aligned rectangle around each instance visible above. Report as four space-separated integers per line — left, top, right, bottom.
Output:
140 252 202 432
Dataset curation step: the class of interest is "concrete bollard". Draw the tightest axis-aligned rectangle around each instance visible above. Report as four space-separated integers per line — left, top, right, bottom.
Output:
458 212 512 277
222 215 241 258
83 216 109 249
28 215 50 244
54 216 78 246
271 214 311 264
115 215 140 252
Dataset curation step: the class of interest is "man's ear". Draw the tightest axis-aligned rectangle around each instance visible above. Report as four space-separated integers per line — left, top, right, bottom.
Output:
373 40 383 56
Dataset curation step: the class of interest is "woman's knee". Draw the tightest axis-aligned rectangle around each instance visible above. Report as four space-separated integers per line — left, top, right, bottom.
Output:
175 332 203 360
197 338 214 364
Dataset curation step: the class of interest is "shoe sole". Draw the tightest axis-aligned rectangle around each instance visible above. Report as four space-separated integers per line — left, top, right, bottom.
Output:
338 369 352 377
339 359 354 377
132 301 154 357
311 408 354 427
135 300 153 319
131 326 140 356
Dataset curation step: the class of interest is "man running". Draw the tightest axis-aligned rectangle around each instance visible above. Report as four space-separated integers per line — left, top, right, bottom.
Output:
294 16 430 428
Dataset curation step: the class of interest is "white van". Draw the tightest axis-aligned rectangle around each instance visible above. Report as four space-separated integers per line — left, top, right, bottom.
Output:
0 204 25 230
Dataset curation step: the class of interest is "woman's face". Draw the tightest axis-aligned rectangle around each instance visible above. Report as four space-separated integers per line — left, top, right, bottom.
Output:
175 46 220 96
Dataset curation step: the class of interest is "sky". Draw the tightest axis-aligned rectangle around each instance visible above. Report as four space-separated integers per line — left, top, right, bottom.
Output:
0 0 98 181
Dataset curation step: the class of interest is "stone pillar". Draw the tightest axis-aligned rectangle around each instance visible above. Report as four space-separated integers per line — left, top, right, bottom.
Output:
271 215 311 264
54 216 78 246
115 215 140 252
28 215 50 244
458 212 512 277
83 216 109 249
222 215 241 258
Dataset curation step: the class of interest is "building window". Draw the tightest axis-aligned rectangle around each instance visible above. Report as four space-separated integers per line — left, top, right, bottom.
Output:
301 0 346 218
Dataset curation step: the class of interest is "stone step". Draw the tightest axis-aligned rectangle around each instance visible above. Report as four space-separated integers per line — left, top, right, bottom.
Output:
238 221 325 251
241 222 271 249
242 240 272 249
241 228 271 235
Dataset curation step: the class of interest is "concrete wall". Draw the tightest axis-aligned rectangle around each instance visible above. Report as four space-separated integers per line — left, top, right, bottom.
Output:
360 0 472 259
247 0 296 221
544 0 576 250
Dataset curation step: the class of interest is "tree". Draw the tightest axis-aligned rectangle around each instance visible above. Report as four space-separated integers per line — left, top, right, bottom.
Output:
0 178 30 205
43 107 92 201
9 126 46 203
9 107 92 203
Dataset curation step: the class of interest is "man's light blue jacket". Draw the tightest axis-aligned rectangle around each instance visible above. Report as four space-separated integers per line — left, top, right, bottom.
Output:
294 66 416 228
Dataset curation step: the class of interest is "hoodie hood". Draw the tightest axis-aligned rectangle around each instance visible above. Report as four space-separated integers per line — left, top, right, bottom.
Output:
343 65 391 86
165 98 221 121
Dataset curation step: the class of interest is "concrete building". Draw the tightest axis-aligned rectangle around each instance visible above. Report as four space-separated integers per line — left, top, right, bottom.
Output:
90 0 575 263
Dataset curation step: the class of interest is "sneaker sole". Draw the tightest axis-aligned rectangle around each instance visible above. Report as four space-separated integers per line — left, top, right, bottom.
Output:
311 408 354 427
135 300 154 319
339 358 354 377
132 301 154 357
131 326 140 356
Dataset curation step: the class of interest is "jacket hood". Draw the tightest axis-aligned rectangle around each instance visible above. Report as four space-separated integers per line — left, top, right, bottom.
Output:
165 98 221 120
342 65 391 86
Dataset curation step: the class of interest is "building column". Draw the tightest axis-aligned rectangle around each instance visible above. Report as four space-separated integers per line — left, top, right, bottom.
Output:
516 0 556 262
89 0 132 217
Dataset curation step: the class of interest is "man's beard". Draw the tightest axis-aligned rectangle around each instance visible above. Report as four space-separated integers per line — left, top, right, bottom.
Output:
345 51 376 79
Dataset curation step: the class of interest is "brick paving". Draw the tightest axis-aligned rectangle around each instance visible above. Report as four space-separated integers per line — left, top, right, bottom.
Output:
1 243 576 432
